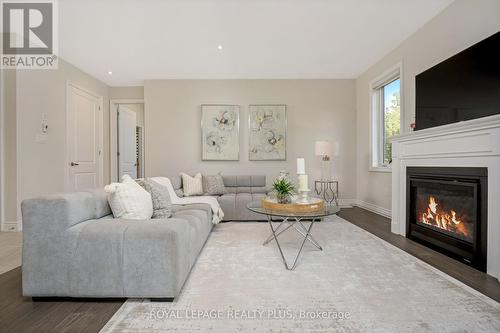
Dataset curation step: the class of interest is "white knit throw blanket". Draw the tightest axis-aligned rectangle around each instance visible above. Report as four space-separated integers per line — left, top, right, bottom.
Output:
151 177 224 225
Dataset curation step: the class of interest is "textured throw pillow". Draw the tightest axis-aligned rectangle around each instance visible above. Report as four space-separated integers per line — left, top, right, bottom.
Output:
104 174 153 219
136 178 172 219
202 174 227 195
181 172 203 196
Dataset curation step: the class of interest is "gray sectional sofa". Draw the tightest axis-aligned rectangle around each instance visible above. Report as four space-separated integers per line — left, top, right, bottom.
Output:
169 174 269 221
21 175 268 299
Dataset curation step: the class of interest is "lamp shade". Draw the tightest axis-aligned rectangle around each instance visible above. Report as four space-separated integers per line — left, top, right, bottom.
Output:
315 141 333 156
315 141 340 157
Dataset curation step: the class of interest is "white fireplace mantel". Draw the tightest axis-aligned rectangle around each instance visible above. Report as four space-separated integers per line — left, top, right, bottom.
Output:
391 114 500 280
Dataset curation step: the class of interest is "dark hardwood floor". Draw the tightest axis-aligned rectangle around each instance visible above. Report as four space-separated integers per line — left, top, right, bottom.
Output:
0 207 498 333
338 207 500 303
0 267 124 333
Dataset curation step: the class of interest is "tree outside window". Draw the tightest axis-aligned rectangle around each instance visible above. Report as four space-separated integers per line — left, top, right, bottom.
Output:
371 69 401 170
382 79 400 165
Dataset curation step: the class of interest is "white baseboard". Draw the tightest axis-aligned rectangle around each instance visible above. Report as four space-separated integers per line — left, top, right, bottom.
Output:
332 198 391 218
338 198 356 208
354 200 392 219
2 221 20 232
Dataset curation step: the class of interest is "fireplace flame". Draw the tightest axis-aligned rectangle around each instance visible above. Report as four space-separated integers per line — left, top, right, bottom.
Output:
420 196 469 237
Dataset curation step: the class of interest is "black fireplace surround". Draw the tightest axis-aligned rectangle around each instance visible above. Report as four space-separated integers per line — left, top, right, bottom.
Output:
406 167 487 271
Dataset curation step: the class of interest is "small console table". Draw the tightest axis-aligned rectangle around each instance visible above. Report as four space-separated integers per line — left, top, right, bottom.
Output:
314 180 339 206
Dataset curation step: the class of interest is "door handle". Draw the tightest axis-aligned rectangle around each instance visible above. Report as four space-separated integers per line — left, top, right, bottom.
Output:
70 162 79 166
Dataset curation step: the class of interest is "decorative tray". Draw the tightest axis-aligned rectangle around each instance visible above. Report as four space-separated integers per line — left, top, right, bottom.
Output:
261 197 325 213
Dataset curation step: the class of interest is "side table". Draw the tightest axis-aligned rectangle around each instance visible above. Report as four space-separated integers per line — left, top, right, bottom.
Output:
314 180 339 206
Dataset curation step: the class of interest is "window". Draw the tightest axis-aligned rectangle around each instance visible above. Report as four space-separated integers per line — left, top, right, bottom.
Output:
371 65 401 170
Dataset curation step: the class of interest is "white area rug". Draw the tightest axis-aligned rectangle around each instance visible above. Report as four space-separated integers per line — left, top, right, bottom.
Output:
100 217 500 332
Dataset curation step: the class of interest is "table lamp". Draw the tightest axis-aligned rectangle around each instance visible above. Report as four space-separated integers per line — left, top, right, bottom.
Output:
315 141 338 181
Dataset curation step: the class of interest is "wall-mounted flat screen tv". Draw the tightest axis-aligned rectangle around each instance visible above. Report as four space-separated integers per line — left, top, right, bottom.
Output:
415 31 500 130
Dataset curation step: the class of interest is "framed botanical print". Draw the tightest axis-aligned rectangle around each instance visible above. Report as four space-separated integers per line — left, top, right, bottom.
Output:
201 105 240 160
248 104 287 160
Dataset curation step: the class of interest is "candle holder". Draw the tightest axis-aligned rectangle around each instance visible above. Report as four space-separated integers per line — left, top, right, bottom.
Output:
296 158 310 203
296 189 311 204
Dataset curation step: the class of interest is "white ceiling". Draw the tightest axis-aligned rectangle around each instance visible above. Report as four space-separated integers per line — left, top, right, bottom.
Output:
58 0 454 86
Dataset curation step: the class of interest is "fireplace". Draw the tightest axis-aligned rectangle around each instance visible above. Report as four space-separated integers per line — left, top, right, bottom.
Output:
406 167 487 271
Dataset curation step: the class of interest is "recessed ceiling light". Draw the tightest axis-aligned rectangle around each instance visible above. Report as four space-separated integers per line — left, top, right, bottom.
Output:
108 71 113 75
217 45 223 50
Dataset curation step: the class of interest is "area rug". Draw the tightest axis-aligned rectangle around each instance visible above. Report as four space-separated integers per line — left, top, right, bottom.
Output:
100 216 500 332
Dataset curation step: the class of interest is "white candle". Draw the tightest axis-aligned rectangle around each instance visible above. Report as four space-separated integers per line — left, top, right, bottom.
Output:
297 158 305 174
298 174 308 191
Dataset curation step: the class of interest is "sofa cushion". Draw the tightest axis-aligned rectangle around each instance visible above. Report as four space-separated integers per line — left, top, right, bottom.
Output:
202 174 227 195
235 193 267 220
225 186 268 194
172 204 212 222
136 178 172 219
170 175 182 190
172 210 212 264
122 215 212 297
222 175 266 187
83 188 112 218
104 175 153 220
67 204 213 298
217 194 236 220
181 173 203 196
217 193 267 221
168 175 184 197
68 219 130 296
221 175 267 195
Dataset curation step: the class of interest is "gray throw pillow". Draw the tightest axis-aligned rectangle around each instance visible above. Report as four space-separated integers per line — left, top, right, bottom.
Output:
202 174 227 195
175 188 184 198
136 178 172 219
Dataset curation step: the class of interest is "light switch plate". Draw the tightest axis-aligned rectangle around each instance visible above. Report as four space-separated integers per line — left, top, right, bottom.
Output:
36 133 48 143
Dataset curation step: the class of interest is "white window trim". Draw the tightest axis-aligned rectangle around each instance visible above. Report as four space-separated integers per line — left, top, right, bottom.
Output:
369 62 404 173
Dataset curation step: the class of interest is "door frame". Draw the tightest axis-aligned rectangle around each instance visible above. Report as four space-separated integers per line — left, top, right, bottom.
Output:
0 69 5 231
135 125 145 179
110 99 144 182
65 81 104 191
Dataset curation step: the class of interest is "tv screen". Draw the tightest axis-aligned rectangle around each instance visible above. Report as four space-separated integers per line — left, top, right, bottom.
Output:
415 31 500 130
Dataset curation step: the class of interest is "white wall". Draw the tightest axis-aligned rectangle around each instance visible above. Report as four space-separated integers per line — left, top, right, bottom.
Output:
144 79 357 200
110 86 144 100
356 0 500 212
15 59 110 222
120 103 144 127
1 69 17 227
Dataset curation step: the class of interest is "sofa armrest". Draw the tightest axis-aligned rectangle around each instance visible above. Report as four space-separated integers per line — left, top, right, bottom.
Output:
21 192 96 235
22 193 96 296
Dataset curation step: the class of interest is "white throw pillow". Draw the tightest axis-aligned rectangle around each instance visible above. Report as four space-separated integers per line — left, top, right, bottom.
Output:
181 172 203 196
104 174 153 219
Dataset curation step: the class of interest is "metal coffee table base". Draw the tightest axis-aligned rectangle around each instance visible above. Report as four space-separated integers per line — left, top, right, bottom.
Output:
263 216 322 270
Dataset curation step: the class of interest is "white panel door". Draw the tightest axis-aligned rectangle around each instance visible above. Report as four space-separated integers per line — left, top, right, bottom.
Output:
67 85 102 191
118 105 137 179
